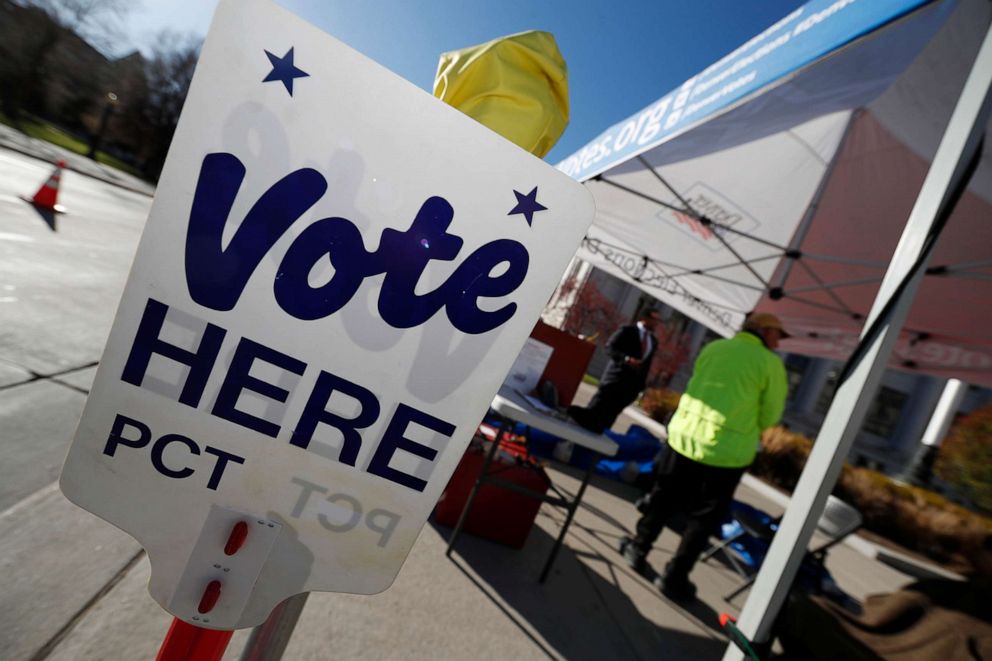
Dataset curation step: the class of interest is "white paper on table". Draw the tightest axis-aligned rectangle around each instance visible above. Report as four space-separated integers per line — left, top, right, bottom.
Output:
503 338 553 395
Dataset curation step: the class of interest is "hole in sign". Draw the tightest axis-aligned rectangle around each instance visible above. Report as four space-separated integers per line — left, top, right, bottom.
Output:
224 521 249 555
198 580 222 614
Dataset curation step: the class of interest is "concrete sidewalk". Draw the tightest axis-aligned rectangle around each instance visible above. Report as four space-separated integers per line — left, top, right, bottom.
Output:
1 457 919 661
1 384 929 661
0 177 944 661
0 138 960 660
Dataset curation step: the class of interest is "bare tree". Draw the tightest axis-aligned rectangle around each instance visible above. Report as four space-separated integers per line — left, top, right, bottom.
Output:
24 0 129 51
133 31 201 178
0 0 129 124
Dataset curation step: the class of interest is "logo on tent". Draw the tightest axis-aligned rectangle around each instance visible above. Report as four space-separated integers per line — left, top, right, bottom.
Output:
657 183 759 252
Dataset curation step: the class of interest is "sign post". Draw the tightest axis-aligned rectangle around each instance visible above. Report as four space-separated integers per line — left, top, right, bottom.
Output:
60 0 595 651
156 619 234 661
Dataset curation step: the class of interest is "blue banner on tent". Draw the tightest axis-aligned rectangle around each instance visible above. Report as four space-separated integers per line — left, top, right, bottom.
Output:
556 0 939 181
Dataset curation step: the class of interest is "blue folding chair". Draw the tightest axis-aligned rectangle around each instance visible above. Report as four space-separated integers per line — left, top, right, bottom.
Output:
702 495 862 603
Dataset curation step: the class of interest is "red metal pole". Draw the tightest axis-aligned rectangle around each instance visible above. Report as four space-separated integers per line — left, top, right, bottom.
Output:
155 519 250 659
156 617 234 661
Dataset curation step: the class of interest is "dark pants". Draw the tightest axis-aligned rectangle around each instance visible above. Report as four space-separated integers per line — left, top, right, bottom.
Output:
569 380 641 433
633 447 746 580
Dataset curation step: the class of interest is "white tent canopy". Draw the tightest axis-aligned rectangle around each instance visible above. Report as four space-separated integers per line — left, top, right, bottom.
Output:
559 0 992 386
557 0 992 656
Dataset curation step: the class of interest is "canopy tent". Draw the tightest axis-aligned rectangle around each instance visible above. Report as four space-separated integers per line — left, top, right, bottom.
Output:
556 0 992 657
558 0 992 386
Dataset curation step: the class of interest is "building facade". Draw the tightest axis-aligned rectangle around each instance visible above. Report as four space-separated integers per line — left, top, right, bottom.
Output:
543 261 992 477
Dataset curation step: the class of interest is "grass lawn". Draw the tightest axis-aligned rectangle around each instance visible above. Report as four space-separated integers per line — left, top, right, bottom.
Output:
1 114 145 179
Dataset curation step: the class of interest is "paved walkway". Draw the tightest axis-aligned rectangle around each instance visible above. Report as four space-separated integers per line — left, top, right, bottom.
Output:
1 381 940 661
0 142 950 658
1 447 920 661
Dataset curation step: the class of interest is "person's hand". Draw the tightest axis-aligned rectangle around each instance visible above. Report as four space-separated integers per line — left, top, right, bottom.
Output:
626 356 642 367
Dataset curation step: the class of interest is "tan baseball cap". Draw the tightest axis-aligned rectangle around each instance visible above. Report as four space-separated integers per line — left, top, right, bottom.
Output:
746 312 791 338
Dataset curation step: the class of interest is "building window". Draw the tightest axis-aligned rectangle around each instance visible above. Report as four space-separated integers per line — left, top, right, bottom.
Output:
813 374 909 440
862 386 908 439
783 354 810 404
815 370 838 415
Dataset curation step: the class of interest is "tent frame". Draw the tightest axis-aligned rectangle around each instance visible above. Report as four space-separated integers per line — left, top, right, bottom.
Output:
586 87 992 347
723 20 992 660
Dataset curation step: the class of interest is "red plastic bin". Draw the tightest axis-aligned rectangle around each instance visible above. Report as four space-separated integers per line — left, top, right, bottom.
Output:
434 442 551 549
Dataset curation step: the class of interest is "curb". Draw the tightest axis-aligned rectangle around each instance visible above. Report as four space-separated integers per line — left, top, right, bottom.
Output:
739 472 963 581
622 405 669 439
0 141 155 198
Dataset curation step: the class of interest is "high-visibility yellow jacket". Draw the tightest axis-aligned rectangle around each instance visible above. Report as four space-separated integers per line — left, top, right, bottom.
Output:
666 332 788 468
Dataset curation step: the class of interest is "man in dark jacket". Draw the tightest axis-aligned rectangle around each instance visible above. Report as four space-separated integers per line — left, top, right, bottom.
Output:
568 309 661 433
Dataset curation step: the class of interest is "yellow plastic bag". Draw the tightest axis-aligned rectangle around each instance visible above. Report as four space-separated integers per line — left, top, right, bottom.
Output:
434 30 569 158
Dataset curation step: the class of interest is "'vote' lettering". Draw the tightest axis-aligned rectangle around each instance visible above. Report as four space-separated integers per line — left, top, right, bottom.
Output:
184 153 530 334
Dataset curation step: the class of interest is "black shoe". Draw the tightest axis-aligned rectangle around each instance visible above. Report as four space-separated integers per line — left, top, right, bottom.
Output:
655 573 697 602
619 536 648 574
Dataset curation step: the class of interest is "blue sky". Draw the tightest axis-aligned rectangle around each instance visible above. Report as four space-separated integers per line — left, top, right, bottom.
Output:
120 0 807 164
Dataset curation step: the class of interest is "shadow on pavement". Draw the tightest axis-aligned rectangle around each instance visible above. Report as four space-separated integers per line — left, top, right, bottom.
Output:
549 462 645 503
20 198 58 231
873 549 961 581
558 499 727 641
432 517 727 660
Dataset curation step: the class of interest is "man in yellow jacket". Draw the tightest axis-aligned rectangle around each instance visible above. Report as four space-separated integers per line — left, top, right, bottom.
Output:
621 312 789 601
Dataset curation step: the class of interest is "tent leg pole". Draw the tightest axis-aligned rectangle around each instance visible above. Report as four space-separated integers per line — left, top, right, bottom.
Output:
899 378 967 486
722 22 992 661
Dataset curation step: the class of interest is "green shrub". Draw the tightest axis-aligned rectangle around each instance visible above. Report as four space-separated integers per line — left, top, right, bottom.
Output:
836 465 991 572
750 426 811 492
640 388 682 424
749 426 992 577
935 404 992 514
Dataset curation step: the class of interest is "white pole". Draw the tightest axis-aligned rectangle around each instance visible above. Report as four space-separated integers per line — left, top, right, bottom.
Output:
239 593 309 661
723 22 992 660
900 377 968 485
920 378 967 447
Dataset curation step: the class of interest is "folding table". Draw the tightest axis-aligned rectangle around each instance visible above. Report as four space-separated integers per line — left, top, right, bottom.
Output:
445 386 619 582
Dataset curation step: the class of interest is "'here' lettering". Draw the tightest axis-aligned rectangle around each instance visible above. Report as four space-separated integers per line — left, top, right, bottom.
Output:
119 299 456 493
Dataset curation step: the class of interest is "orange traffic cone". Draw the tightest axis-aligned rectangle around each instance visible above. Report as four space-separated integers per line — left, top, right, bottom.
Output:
23 160 66 213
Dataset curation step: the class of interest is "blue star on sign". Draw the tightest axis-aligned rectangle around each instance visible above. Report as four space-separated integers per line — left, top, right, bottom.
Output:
508 187 547 227
263 47 309 96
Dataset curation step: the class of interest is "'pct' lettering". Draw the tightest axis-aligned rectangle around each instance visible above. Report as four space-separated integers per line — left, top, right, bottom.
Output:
103 413 245 491
290 477 401 548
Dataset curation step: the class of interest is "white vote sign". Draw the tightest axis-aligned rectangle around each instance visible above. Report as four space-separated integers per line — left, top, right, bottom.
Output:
60 0 594 630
